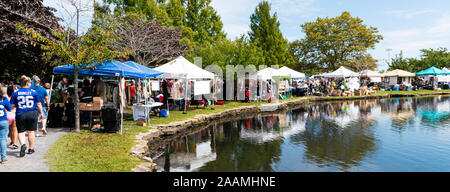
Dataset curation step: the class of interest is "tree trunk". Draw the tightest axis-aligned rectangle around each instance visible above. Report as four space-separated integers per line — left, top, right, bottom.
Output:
74 69 80 132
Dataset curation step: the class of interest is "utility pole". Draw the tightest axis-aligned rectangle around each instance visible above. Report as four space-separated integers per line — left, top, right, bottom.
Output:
93 0 96 20
386 48 393 66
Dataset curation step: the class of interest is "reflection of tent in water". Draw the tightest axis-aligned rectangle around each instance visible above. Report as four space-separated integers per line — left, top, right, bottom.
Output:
154 139 217 172
419 110 450 122
322 103 361 128
240 114 306 144
418 101 450 122
387 111 414 121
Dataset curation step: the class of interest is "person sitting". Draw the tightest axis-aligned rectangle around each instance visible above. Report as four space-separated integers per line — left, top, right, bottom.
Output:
90 124 103 133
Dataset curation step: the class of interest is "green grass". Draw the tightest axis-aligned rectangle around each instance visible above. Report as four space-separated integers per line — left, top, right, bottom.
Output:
45 89 450 172
45 101 266 172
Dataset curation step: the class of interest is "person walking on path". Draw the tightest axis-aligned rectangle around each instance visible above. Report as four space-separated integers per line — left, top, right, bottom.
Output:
31 76 49 136
10 76 44 157
0 87 13 164
6 86 18 150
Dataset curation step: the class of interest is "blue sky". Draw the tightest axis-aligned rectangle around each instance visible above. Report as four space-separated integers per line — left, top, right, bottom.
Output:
44 0 450 70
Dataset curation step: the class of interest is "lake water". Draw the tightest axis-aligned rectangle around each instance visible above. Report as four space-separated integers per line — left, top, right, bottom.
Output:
152 96 450 172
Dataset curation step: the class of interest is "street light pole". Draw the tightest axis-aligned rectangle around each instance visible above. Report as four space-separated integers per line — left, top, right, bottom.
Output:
386 48 393 66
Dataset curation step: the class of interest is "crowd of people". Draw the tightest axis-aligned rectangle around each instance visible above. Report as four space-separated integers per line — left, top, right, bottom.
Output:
0 75 47 164
0 74 113 163
290 78 372 97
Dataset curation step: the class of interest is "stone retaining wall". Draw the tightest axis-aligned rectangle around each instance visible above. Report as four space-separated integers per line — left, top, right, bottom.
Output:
130 92 450 172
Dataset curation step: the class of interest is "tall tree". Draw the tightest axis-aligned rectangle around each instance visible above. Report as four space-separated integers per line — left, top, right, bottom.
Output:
17 11 128 133
419 48 450 70
192 35 265 75
0 0 61 81
388 48 450 72
97 13 188 67
248 1 293 67
185 0 224 45
294 11 383 71
105 0 170 25
104 0 224 48
388 51 416 72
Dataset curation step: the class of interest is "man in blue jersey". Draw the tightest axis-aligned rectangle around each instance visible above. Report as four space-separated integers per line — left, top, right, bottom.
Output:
31 76 49 136
10 75 44 157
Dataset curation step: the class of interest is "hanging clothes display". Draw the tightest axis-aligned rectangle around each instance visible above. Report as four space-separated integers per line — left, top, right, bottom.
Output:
162 80 169 109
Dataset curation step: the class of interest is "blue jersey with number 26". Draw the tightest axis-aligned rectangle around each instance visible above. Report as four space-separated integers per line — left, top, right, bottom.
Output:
11 88 41 116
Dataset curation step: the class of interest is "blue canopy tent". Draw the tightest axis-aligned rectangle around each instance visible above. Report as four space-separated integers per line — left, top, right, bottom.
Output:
52 61 164 135
416 66 450 76
122 61 163 78
53 61 151 79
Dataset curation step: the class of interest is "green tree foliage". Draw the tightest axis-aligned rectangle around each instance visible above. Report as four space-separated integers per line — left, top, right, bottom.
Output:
105 0 170 25
345 53 378 72
191 36 265 75
17 18 128 132
388 48 450 72
0 0 61 82
388 51 416 72
292 12 383 72
104 0 224 48
248 1 293 67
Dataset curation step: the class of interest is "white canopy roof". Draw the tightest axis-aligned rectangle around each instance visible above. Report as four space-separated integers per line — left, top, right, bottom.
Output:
253 67 282 80
359 70 383 77
278 66 306 79
383 69 415 77
154 56 215 79
325 66 359 78
443 68 450 72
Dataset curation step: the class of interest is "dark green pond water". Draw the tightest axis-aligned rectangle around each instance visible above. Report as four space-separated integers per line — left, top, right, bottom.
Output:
152 96 450 172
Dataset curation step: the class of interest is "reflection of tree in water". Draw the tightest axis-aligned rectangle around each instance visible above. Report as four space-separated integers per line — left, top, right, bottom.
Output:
290 102 378 171
198 117 283 172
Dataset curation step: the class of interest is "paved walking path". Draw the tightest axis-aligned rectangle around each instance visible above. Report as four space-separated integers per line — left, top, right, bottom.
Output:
0 128 69 172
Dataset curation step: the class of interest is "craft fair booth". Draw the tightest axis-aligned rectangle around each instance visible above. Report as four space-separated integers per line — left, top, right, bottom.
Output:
53 60 163 135
278 66 306 98
122 61 167 125
382 69 416 91
250 67 290 101
153 56 216 114
324 66 360 92
416 66 450 90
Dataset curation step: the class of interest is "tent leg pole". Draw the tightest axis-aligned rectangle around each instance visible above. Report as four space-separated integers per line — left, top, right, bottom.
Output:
43 75 55 130
183 79 187 114
120 77 123 136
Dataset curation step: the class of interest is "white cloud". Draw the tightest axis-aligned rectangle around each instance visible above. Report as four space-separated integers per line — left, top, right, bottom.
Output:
373 13 450 70
386 9 438 19
427 14 450 34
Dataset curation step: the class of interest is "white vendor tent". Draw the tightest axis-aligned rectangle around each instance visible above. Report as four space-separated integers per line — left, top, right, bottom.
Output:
154 56 215 114
278 66 306 79
325 66 359 78
438 67 450 83
253 67 282 80
383 69 415 86
360 70 383 83
154 56 215 80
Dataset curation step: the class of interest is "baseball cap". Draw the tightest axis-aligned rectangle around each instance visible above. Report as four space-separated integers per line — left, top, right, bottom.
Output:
33 76 41 82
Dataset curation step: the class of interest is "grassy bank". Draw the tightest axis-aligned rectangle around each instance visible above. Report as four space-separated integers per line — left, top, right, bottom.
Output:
45 90 450 172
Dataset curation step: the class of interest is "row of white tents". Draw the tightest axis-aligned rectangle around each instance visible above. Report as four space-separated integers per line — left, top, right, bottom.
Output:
151 57 450 86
